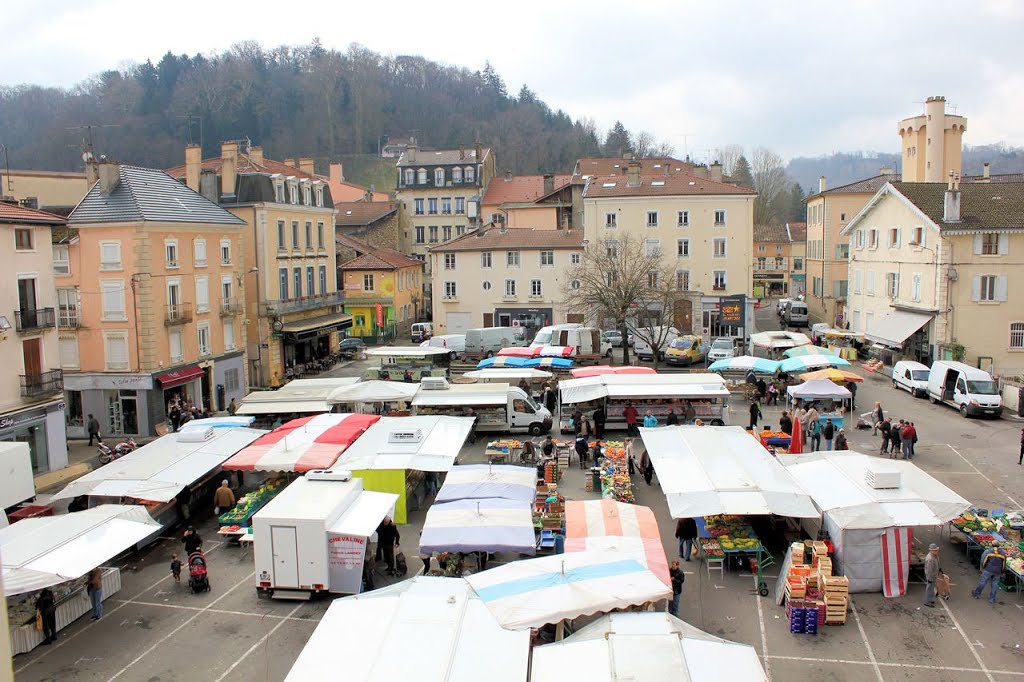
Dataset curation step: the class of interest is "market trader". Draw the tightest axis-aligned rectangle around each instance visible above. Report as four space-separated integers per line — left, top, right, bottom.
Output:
972 545 1007 604
375 516 401 577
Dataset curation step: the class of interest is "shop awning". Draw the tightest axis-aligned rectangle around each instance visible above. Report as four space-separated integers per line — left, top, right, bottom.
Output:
565 500 670 587
0 505 161 595
435 464 538 504
280 313 352 335
223 413 380 472
865 310 933 348
327 490 399 537
419 498 536 554
334 416 473 472
155 365 204 389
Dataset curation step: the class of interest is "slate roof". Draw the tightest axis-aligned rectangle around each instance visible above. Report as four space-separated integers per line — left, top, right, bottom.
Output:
334 201 397 226
429 227 584 252
482 174 572 206
891 181 1024 231
786 222 807 242
0 202 67 225
583 173 756 198
397 147 492 167
69 165 246 226
806 173 900 200
753 224 790 243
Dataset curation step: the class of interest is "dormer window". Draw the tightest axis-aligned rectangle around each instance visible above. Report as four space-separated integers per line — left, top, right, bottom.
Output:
417 168 427 184
287 180 298 205
452 167 463 183
434 168 445 186
314 183 324 207
301 182 311 206
404 169 414 186
271 174 284 203
464 166 475 183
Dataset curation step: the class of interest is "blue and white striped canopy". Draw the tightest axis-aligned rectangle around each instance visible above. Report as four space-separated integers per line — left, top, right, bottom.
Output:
707 356 780 374
476 356 531 369
779 354 851 373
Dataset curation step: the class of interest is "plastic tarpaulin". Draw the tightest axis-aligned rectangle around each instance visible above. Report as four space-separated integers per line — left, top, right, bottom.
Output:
222 413 380 472
560 374 729 406
750 331 811 350
476 356 530 369
326 381 418 404
465 550 671 630
351 470 410 524
639 425 818 519
177 416 255 431
779 355 850 373
530 612 767 682
434 464 538 504
707 356 781 374
569 366 656 378
564 500 670 586
419 498 536 554
0 505 160 595
285 577 529 682
334 416 473 472
786 379 852 401
462 368 553 381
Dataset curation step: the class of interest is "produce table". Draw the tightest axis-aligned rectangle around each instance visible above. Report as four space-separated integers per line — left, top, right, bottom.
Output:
597 441 634 504
697 515 762 570
950 510 1024 594
759 430 791 448
486 439 523 463
218 479 286 528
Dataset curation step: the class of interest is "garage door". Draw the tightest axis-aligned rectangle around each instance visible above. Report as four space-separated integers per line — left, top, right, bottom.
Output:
446 312 472 334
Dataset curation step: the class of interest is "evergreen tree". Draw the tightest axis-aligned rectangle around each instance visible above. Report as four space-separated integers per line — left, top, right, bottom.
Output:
603 121 632 156
732 155 755 189
787 183 806 222
482 60 507 98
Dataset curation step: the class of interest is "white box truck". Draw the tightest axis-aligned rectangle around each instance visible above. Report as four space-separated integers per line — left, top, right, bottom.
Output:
926 361 1002 418
253 471 398 598
0 442 35 511
412 383 553 435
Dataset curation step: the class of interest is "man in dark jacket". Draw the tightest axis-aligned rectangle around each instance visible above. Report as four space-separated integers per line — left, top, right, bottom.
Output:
182 527 202 554
37 587 57 644
666 409 679 426
779 411 793 436
748 400 761 430
879 418 892 455
593 407 606 439
669 559 685 615
375 516 401 576
674 517 698 561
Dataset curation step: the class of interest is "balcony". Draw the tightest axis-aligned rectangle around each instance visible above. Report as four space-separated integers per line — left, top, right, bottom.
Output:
165 302 193 326
264 291 346 316
15 308 55 332
220 298 244 317
21 369 63 398
58 308 81 329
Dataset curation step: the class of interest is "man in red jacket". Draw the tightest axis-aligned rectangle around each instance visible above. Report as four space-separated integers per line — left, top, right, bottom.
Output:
624 404 638 436
901 422 918 460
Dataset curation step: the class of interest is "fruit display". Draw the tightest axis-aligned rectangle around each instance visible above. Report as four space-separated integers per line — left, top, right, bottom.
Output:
703 515 761 552
218 478 286 526
597 442 634 503
700 539 724 558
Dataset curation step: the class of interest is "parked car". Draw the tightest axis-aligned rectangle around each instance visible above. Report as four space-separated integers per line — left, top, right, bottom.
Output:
664 336 705 366
411 322 433 343
338 338 366 357
707 337 739 363
633 326 680 361
601 330 624 347
892 360 930 397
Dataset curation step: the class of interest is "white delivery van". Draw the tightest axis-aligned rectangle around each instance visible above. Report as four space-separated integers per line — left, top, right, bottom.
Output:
783 301 809 327
412 383 552 435
892 360 930 398
633 326 680 361
464 327 526 358
535 326 611 359
530 323 583 348
253 471 398 598
420 334 466 359
927 361 1002 418
410 322 433 343
0 442 35 511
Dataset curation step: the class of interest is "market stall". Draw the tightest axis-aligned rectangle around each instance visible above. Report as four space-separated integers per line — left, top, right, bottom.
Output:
51 427 265 540
326 380 418 414
564 499 669 586
217 477 287 531
462 368 553 397
779 354 851 373
285 577 530 682
435 464 538 505
465 549 671 630
781 452 970 594
236 378 361 418
1 505 161 653
530 612 767 682
333 416 474 523
750 331 812 359
798 368 864 384
222 413 380 473
596 441 633 503
178 416 256 431
696 515 766 572
787 379 852 429
948 509 1023 590
568 366 656 379
364 346 452 381
707 356 781 374
419 498 536 556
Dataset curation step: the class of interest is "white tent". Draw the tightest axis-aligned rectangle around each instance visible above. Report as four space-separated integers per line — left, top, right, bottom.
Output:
0 505 161 595
462 368 553 381
286 576 529 682
559 374 729 406
787 379 852 401
531 612 767 682
327 380 418 404
781 452 970 593
333 416 474 472
639 425 818 519
465 550 671 630
435 464 538 504
52 428 265 501
236 378 360 415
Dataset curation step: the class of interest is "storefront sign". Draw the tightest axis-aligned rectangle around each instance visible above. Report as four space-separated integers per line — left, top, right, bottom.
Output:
0 406 47 431
753 273 785 280
63 373 154 391
720 300 743 325
345 282 362 290
388 429 423 444
327 533 366 594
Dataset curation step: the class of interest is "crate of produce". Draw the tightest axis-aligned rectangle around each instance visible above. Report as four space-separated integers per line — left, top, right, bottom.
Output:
790 542 807 565
803 607 819 635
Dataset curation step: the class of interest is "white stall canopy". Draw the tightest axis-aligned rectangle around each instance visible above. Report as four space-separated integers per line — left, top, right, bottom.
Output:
286 576 529 682
750 331 812 350
365 346 452 358
412 384 513 408
333 416 474 472
531 612 767 682
781 452 970 529
639 425 818 519
560 374 728 405
236 378 361 416
0 505 160 595
327 380 418 404
787 379 852 401
462 368 553 381
52 428 265 502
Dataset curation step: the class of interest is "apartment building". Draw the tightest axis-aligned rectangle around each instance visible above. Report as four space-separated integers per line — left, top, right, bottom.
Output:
335 201 399 249
394 143 497 311
336 234 423 339
582 161 756 338
0 169 89 214
481 173 575 229
752 224 792 298
787 222 807 296
842 179 1024 373
428 227 584 337
61 162 247 438
167 143 346 387
0 202 68 473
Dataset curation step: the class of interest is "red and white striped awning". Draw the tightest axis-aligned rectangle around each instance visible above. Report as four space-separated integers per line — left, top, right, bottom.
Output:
222 413 380 472
564 499 670 587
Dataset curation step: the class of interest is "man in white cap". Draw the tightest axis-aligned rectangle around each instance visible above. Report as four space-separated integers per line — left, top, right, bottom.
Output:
923 543 940 607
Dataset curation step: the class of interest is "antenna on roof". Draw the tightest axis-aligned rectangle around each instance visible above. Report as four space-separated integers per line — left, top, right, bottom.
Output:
67 123 119 162
178 115 203 149
672 132 696 159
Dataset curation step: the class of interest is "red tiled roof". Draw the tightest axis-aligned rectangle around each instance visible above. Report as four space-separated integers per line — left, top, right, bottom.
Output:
482 174 572 207
753 224 790 243
0 202 67 225
584 173 756 198
786 222 807 241
429 227 584 252
574 157 694 177
334 201 397 226
336 234 423 270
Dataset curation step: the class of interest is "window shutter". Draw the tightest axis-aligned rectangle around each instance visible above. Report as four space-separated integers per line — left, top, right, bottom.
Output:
971 275 981 302
108 336 128 367
102 281 124 316
196 277 209 310
998 233 1009 255
224 319 235 349
170 331 182 360
59 337 79 368
973 234 982 255
194 239 207 263
995 275 1008 302
919 228 926 247
866 272 875 294
895 228 901 248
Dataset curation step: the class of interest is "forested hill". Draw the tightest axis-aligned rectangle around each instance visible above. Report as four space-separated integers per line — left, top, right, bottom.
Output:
0 41 607 176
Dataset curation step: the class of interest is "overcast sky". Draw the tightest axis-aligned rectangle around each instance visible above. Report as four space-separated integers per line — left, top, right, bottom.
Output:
4 0 1022 160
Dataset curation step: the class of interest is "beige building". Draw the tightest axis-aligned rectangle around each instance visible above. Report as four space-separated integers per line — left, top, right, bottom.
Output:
582 161 756 338
167 143 346 387
481 173 576 230
0 202 68 473
787 222 807 296
428 227 584 336
752 224 792 298
0 169 89 214
62 162 248 438
842 180 1024 374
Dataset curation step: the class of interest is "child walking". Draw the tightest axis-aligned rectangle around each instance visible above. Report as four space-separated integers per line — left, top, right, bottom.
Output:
170 554 182 584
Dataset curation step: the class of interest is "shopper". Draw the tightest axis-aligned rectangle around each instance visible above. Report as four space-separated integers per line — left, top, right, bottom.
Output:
87 414 102 446
871 402 885 434
36 587 57 644
87 568 103 620
213 480 236 515
879 418 892 455
748 400 761 430
683 402 696 424
169 404 182 433
227 398 238 416
904 421 918 459
923 544 939 608
544 385 557 413
643 411 658 428
666 409 679 426
170 554 182 584
972 545 1007 604
640 448 654 486
624 404 639 436
669 559 685 616
779 411 793 436
541 435 555 458
766 382 779 406
809 417 821 451
182 527 203 554
835 429 849 450
804 404 819 437
755 377 767 401
889 420 904 457
571 409 584 436
375 516 401 576
822 418 835 451
575 434 588 469
675 517 698 561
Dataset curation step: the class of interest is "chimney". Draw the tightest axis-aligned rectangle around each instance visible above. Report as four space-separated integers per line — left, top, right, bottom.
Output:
299 156 315 176
943 172 960 223
543 173 554 195
249 146 264 166
221 142 238 198
819 176 827 193
504 170 513 182
330 162 344 183
185 144 202 191
199 170 218 203
879 167 894 177
709 161 722 183
459 144 465 160
98 160 120 195
983 162 991 180
692 165 708 179
406 145 417 163
475 142 483 160
363 190 372 202
283 158 295 168
626 160 641 187
85 159 99 187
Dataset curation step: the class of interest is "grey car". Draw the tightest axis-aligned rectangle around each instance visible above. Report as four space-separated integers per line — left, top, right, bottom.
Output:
601 330 624 347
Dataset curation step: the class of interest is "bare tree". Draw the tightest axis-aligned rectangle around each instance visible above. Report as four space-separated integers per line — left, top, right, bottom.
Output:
716 144 744 175
751 146 790 225
650 139 676 157
633 130 654 158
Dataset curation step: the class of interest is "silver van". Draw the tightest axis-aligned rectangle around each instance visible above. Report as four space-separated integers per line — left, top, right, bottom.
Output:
783 301 809 328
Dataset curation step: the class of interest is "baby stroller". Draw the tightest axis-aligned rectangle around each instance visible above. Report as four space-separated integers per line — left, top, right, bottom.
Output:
188 550 210 593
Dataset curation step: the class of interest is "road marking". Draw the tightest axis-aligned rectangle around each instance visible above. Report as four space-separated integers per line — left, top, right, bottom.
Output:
939 595 995 682
947 444 1022 508
764 655 1024 676
108 570 256 681
754 588 771 680
109 597 316 623
849 600 883 681
214 602 305 682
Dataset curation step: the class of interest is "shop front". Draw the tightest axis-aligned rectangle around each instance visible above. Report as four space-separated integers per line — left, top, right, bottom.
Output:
0 400 68 474
64 373 155 440
753 273 787 299
699 296 755 351
344 303 396 344
155 365 206 416
493 307 551 342
275 313 353 374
